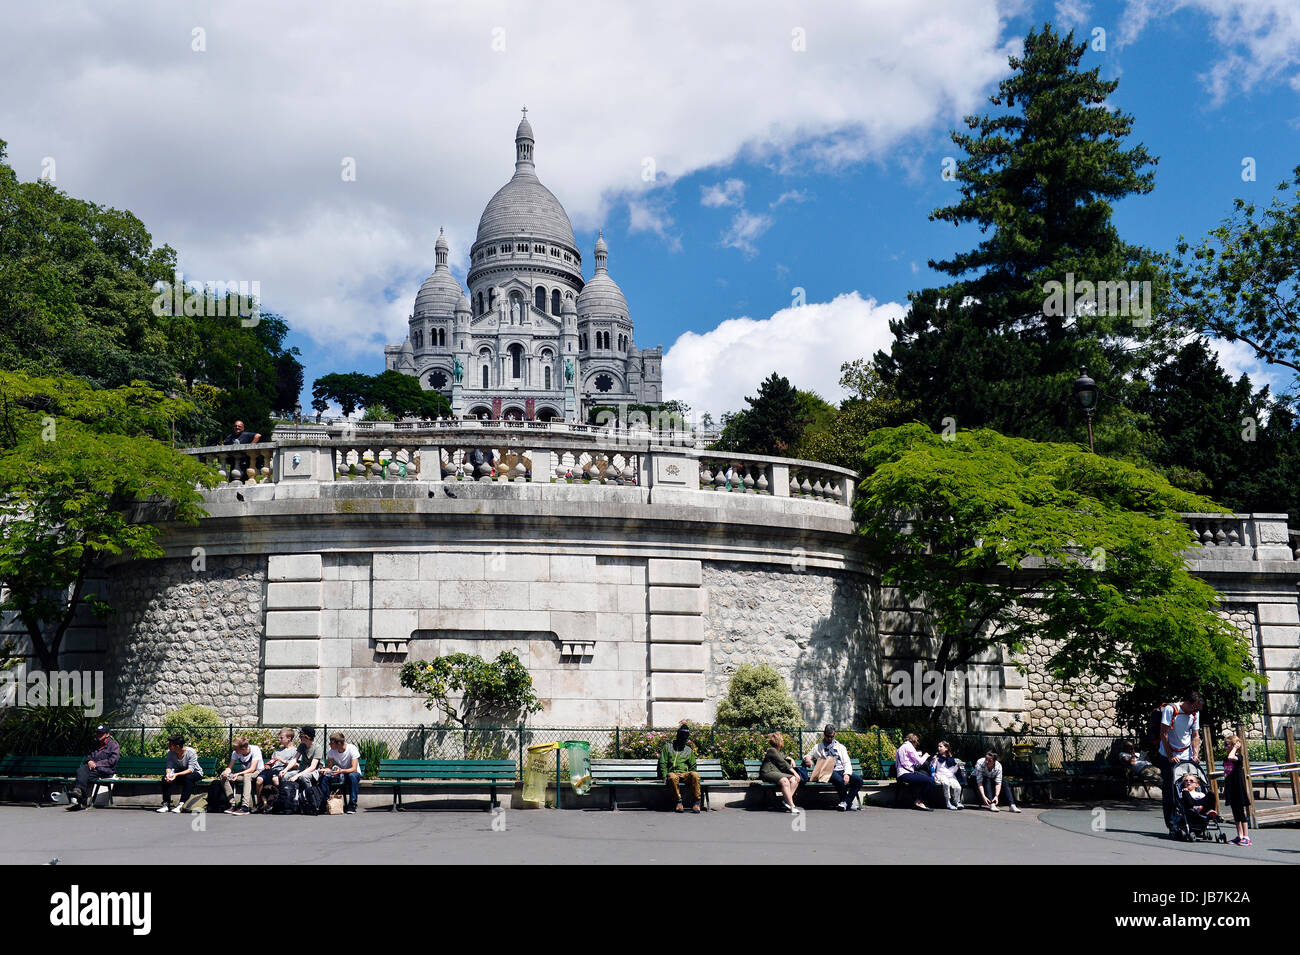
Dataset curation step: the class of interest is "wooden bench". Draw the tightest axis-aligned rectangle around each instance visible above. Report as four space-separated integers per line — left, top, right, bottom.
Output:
743 758 867 808
371 758 515 811
590 758 728 810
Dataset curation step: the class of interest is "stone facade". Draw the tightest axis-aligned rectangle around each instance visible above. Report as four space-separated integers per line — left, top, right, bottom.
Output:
703 562 877 727
103 556 264 723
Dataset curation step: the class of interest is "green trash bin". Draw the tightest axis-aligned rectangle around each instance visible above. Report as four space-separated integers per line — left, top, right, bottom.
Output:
565 740 592 796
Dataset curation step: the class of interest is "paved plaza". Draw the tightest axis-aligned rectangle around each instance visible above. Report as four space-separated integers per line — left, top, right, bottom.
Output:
1 799 1291 865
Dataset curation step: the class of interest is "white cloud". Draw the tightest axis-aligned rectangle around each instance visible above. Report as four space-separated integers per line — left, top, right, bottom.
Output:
626 198 682 252
1054 0 1093 31
720 210 774 257
771 189 809 208
663 291 904 418
1119 1 1300 102
0 1 1014 360
701 179 746 208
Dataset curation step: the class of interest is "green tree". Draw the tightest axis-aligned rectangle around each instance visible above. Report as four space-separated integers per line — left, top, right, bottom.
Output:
714 663 805 729
0 372 215 670
1170 167 1300 391
713 372 809 455
399 652 542 727
855 424 1260 722
877 25 1167 448
796 360 917 468
365 370 451 418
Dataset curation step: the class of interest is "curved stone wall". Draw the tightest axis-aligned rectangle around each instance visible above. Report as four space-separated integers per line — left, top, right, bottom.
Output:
104 555 264 723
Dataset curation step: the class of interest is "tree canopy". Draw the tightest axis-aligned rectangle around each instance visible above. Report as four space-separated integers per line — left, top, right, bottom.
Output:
876 25 1167 450
0 371 215 669
312 370 451 419
855 424 1260 727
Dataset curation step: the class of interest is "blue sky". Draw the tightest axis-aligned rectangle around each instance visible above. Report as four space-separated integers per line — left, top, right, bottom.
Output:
1 0 1297 419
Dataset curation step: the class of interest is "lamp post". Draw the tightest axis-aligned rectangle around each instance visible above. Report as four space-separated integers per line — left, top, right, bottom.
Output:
236 360 243 391
1072 367 1098 452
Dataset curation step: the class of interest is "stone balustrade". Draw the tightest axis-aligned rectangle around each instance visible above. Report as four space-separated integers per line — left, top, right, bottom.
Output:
181 424 857 508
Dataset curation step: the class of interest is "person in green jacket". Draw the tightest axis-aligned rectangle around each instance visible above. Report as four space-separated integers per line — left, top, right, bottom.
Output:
659 723 701 813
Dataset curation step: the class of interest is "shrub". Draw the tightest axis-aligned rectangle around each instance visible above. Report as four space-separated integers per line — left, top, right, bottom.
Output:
0 703 121 756
160 704 228 761
355 738 390 779
714 664 804 730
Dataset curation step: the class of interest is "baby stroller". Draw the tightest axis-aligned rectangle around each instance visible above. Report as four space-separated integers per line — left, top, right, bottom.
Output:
1169 761 1228 843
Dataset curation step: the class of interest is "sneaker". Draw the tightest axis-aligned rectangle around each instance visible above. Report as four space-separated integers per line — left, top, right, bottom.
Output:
170 805 183 813
223 807 238 814
156 805 172 814
1239 837 1251 846
231 807 249 815
50 791 69 805
990 805 1000 812
791 806 803 814
691 805 701 814
836 801 848 811
1010 806 1022 813
953 803 963 810
345 807 357 814
848 802 862 811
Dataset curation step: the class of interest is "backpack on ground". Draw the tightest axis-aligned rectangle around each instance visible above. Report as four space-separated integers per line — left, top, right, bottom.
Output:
297 780 325 816
271 778 298 815
206 779 231 814
181 792 207 813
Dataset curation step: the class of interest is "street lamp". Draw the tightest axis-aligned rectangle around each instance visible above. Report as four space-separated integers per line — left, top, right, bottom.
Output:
236 360 243 390
1073 367 1098 452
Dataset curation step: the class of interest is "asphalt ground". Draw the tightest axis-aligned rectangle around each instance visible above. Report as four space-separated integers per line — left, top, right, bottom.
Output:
1 796 1290 866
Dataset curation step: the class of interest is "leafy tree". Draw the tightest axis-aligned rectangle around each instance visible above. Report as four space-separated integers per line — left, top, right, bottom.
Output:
714 663 805 729
312 371 449 420
713 372 809 455
312 372 368 417
877 25 1168 449
855 424 1260 723
399 651 542 727
1170 167 1300 392
0 139 304 444
796 360 917 468
0 372 215 670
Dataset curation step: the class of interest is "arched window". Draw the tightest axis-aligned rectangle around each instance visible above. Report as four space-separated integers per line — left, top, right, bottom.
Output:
438 328 446 346
551 289 561 315
488 288 496 311
476 292 484 315
534 287 546 311
544 366 552 390
509 343 523 379
481 365 489 388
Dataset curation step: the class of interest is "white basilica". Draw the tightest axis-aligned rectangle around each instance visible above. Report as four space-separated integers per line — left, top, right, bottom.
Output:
384 111 663 420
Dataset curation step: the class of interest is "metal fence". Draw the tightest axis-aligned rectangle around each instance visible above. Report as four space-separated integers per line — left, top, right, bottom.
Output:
101 723 1299 780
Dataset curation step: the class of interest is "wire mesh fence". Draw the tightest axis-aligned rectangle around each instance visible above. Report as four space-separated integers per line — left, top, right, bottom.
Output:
96 723 1300 780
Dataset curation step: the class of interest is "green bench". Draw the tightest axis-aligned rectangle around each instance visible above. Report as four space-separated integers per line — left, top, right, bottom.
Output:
1244 762 1285 800
590 758 728 810
104 756 221 805
743 758 867 808
0 755 218 806
371 759 515 811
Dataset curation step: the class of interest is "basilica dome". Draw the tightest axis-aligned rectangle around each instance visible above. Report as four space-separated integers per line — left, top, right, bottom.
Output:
474 113 576 250
576 233 628 317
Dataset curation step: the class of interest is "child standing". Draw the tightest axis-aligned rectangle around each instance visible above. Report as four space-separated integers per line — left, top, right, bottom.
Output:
1221 733 1251 847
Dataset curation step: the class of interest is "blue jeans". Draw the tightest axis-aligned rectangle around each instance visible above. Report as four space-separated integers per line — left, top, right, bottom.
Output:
831 770 863 805
322 771 360 809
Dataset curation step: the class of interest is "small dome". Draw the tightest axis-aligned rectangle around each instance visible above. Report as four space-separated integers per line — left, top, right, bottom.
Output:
400 337 414 355
516 112 534 142
414 228 464 317
594 231 608 255
457 292 471 314
576 234 628 318
561 296 576 316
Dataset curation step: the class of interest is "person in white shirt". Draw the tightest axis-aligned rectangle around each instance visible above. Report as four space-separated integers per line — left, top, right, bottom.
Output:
220 737 264 814
802 724 863 811
1156 692 1203 831
974 751 1021 812
322 732 362 814
932 741 964 810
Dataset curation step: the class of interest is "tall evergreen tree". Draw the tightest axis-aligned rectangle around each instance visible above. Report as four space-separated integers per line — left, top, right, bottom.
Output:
877 25 1166 448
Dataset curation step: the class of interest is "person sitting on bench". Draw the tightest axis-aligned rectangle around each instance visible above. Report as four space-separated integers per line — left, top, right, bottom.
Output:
321 732 362 814
760 732 803 813
658 723 701 814
895 733 938 811
255 728 299 813
159 734 203 813
65 725 119 811
803 724 863 811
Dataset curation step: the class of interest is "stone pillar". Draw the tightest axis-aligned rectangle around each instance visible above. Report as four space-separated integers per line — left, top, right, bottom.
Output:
529 449 551 483
417 446 442 482
1257 601 1300 731
770 463 790 498
647 558 708 724
275 445 334 482
262 554 324 724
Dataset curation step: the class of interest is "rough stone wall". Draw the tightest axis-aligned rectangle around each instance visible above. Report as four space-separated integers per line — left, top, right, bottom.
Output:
703 562 877 727
1020 606 1260 734
104 556 264 723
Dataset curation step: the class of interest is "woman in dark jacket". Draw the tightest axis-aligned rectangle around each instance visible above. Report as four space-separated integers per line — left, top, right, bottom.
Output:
759 732 802 813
